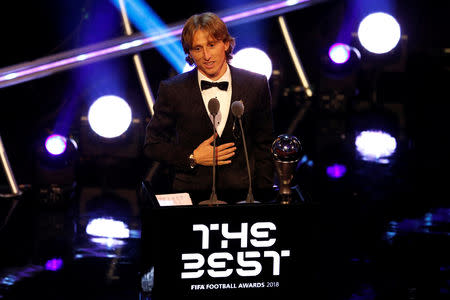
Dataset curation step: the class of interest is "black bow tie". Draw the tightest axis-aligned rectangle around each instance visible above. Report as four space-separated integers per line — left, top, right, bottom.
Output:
201 80 229 91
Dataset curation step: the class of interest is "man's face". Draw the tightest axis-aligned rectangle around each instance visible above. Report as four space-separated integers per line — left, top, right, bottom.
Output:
189 29 230 81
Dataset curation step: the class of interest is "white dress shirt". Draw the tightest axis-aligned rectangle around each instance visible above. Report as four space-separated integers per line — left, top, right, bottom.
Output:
197 65 232 137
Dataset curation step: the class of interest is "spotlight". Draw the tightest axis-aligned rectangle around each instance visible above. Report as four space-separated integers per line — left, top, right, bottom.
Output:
34 133 78 187
329 43 351 64
355 130 397 163
231 47 273 79
87 95 132 138
357 12 401 54
45 134 67 156
322 43 361 79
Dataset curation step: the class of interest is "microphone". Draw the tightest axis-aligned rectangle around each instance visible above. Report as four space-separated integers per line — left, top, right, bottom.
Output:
199 98 226 205
231 100 255 203
208 97 220 116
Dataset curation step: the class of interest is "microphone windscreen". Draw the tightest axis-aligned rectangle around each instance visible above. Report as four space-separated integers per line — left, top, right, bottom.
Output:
208 97 220 116
231 100 244 117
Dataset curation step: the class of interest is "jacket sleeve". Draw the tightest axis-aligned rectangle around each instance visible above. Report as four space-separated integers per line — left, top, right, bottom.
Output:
143 81 193 172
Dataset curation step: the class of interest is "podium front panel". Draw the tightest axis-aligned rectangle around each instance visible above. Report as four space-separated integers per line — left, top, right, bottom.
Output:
142 203 319 299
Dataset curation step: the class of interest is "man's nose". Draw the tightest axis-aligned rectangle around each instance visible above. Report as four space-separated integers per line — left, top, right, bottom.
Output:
202 48 211 59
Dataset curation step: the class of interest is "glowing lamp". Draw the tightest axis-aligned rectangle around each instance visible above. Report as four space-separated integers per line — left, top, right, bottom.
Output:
45 134 67 156
87 95 132 138
357 12 401 54
231 47 273 79
355 130 397 162
329 43 351 64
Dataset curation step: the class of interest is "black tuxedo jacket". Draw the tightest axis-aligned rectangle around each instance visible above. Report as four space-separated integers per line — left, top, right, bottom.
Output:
144 66 274 203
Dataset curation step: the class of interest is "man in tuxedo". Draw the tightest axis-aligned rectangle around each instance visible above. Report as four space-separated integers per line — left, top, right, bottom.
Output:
144 12 274 204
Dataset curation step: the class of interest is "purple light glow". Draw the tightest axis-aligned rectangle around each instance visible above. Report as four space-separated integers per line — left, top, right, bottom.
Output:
326 163 347 178
45 258 63 271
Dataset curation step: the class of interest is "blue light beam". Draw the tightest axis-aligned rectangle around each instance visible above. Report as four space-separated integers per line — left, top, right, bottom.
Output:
110 0 185 73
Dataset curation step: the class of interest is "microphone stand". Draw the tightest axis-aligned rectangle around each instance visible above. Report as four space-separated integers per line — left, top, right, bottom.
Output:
209 116 219 204
238 117 254 203
199 113 227 206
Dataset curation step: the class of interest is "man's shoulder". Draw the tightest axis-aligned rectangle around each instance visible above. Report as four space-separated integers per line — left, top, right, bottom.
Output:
230 65 266 81
161 69 194 87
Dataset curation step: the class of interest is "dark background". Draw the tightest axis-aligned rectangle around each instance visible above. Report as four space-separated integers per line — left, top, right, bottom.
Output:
0 1 449 299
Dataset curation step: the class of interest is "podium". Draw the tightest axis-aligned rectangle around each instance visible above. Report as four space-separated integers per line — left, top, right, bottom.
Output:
140 183 320 299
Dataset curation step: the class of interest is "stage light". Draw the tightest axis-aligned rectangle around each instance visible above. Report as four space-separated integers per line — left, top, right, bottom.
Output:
44 258 63 271
326 163 347 179
45 134 67 156
87 95 132 138
355 130 397 163
86 217 130 239
35 133 78 188
357 12 401 54
231 47 273 79
329 43 351 64
320 43 361 93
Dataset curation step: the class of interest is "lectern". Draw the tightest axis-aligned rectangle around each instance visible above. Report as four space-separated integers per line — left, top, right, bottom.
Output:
139 182 319 299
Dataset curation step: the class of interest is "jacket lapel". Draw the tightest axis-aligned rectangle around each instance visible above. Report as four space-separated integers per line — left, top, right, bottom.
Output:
185 69 213 130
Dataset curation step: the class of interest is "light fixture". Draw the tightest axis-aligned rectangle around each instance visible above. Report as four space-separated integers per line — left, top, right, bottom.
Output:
357 12 401 54
45 134 67 156
328 43 351 64
230 47 273 79
85 217 130 239
355 130 397 163
87 95 132 139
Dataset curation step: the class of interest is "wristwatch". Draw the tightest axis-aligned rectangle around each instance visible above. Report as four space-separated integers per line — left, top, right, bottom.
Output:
189 153 196 169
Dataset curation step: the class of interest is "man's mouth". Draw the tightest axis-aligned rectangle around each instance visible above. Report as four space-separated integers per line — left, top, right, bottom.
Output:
204 61 215 68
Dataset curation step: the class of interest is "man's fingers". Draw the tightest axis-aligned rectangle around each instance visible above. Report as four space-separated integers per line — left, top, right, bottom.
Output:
219 152 235 160
217 146 236 156
216 142 235 150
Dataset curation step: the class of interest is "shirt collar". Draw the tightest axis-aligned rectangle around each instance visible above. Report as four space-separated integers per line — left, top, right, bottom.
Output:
198 64 231 86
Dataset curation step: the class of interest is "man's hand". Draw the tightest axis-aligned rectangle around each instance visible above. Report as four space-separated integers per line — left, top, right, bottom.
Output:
193 134 236 166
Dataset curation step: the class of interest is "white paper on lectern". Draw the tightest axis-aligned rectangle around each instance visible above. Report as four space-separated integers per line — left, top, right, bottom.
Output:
155 193 193 206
